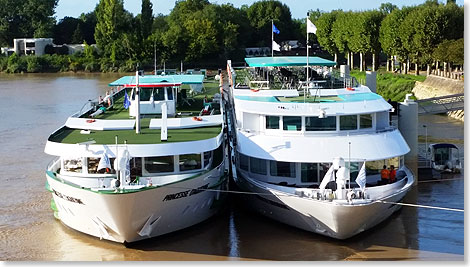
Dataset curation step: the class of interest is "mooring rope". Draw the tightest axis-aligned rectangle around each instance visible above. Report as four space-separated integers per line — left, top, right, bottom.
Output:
164 185 464 213
417 177 464 183
375 200 464 212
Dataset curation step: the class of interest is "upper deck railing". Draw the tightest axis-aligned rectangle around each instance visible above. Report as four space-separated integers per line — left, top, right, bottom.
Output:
234 67 359 91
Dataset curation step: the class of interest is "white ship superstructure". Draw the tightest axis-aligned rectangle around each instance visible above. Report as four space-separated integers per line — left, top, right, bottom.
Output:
228 57 414 239
44 73 228 243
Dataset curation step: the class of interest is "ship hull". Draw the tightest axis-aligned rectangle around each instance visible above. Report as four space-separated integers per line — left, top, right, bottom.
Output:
46 168 227 243
233 167 414 239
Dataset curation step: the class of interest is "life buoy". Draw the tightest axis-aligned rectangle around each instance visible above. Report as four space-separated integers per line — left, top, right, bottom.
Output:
251 88 260 92
86 119 96 123
192 116 203 121
346 87 355 91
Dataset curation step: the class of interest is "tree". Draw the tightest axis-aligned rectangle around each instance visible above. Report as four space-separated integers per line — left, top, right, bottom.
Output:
0 0 58 46
316 10 340 64
380 6 416 73
79 11 97 44
379 2 398 14
53 17 80 44
94 0 130 61
332 11 354 67
246 0 296 47
140 0 153 40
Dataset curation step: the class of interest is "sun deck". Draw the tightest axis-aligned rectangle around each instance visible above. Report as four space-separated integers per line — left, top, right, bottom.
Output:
48 78 223 145
234 92 382 103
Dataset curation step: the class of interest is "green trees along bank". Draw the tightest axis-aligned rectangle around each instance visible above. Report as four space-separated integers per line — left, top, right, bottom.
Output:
314 1 463 75
0 0 464 75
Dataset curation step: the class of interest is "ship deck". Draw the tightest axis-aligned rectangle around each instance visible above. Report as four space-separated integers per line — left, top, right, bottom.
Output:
48 81 223 145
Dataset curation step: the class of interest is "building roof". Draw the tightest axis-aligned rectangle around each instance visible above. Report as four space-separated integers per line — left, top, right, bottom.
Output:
245 56 336 67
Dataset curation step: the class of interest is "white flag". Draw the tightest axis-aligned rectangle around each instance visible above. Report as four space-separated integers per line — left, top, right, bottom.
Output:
355 161 367 190
307 18 317 34
319 165 335 190
272 40 281 51
97 153 111 171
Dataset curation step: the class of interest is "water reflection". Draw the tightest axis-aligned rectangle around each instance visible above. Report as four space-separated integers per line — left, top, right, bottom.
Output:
0 73 463 261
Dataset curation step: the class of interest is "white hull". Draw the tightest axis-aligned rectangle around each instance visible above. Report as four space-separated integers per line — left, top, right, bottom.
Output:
233 167 414 239
46 168 227 243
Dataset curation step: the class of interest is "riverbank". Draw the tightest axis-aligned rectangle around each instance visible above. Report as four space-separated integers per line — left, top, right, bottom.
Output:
350 70 426 102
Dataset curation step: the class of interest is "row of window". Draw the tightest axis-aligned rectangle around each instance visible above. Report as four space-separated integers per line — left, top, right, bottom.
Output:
63 145 223 176
238 153 401 184
264 114 373 132
130 87 174 102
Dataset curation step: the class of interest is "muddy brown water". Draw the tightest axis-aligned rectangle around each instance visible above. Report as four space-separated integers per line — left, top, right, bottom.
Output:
0 73 464 261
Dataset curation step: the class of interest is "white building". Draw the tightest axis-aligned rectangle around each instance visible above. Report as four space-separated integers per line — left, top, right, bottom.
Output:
14 38 53 56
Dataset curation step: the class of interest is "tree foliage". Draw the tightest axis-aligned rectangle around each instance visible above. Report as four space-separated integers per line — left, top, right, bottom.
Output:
0 0 58 46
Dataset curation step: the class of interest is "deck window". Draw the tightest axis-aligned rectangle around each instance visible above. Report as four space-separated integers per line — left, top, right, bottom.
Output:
167 87 174 100
301 163 319 183
283 116 301 131
203 151 212 168
266 116 280 129
63 158 83 173
87 157 100 174
360 114 373 129
212 144 224 167
179 154 202 172
340 115 358 130
270 161 296 178
144 156 174 173
239 153 249 171
250 157 267 175
305 116 336 131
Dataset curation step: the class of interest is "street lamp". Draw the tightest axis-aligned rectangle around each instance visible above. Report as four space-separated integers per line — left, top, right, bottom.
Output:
423 125 428 166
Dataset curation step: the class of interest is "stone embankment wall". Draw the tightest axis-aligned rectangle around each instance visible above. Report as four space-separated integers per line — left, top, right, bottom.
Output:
412 75 464 121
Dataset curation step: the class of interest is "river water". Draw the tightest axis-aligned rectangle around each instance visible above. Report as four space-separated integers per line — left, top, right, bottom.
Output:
0 73 464 261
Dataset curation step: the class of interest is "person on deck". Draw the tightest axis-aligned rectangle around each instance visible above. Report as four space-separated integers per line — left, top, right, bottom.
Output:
389 165 397 183
381 165 390 184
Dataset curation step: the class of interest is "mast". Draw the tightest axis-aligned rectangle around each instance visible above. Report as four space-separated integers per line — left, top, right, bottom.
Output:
272 19 274 57
154 39 156 75
135 71 141 134
305 12 309 103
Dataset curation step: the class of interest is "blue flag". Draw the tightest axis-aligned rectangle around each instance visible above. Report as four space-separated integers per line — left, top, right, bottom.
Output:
124 90 130 109
273 24 280 34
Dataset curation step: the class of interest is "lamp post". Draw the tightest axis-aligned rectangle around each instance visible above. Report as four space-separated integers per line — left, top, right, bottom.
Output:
423 125 428 166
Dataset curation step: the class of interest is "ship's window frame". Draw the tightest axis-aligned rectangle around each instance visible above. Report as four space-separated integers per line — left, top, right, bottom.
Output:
250 157 267 175
305 116 337 131
360 114 373 129
143 156 174 175
282 116 302 131
270 160 296 178
340 115 358 131
239 153 249 171
266 115 280 130
178 153 202 172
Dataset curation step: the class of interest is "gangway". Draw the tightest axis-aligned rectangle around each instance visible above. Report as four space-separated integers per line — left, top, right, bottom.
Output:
416 93 464 115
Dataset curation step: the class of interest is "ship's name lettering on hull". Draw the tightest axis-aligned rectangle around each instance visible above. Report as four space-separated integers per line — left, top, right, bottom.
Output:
162 184 209 202
52 189 84 205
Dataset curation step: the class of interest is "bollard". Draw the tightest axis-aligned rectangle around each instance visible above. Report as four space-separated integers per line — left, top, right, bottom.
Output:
398 94 418 185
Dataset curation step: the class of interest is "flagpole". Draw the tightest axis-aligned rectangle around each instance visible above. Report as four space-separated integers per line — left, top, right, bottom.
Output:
348 141 351 189
305 13 309 103
135 71 141 134
272 20 274 57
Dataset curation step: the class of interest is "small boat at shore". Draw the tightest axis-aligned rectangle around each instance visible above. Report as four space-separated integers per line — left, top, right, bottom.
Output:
44 72 228 243
428 143 462 173
226 57 414 239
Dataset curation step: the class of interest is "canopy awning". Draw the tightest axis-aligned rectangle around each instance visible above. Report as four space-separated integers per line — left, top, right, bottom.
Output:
245 56 336 67
109 74 205 87
122 83 182 88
